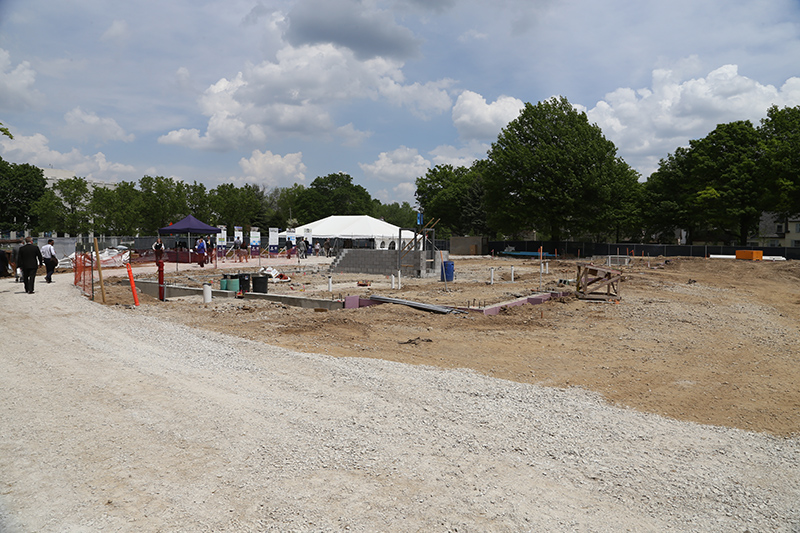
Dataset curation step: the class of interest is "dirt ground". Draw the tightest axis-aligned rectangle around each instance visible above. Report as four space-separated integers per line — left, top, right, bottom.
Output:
100 255 800 438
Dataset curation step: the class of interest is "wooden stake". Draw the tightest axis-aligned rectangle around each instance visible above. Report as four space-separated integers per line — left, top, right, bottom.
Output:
93 237 107 304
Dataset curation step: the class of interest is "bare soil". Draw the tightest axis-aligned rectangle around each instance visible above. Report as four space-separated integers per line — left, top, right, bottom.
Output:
102 256 800 437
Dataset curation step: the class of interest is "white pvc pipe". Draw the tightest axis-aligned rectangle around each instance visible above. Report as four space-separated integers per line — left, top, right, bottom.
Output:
328 275 332 292
391 274 396 289
490 267 494 285
511 266 515 282
397 270 402 290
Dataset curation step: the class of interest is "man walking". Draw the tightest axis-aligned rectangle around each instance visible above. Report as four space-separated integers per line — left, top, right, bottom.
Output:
17 237 43 294
41 238 58 283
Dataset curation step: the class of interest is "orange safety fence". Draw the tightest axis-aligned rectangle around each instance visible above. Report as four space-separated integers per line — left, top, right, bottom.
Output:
73 252 94 299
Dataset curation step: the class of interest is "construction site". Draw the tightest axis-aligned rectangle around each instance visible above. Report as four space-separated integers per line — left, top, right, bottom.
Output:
95 252 800 438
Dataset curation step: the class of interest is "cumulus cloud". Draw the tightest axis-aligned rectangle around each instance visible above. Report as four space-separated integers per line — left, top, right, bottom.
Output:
428 141 488 167
336 123 372 147
360 145 430 203
0 49 42 110
236 149 307 188
160 43 451 150
586 64 800 177
101 19 130 44
285 0 421 60
452 90 525 140
378 78 454 119
64 107 135 143
0 133 137 181
458 29 488 43
360 146 431 182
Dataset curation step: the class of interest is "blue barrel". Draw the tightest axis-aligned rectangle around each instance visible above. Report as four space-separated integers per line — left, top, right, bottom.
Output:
220 278 228 290
440 260 454 282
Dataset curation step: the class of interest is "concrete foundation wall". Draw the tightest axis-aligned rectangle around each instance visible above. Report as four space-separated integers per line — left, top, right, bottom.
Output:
330 249 448 278
136 280 344 310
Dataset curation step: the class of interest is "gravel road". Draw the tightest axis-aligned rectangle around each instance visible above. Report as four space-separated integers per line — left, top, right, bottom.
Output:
1 272 798 532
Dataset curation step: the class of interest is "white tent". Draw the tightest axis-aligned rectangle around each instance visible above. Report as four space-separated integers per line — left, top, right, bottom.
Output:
282 215 417 248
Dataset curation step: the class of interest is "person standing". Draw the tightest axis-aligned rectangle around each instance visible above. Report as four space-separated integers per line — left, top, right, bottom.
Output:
152 237 165 263
196 237 206 267
233 236 242 262
17 237 43 294
41 238 58 283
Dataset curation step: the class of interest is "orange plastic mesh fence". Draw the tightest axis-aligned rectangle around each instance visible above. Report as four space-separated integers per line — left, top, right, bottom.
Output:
73 252 94 299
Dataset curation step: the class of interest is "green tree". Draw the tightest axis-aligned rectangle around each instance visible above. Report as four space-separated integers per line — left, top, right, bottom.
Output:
686 120 764 245
760 105 800 218
644 147 706 243
301 172 373 222
138 175 187 233
54 176 91 235
459 159 491 237
89 181 142 235
186 181 214 225
209 183 263 232
483 97 634 240
415 164 474 237
0 121 11 139
0 158 47 232
372 200 417 228
275 184 306 228
30 188 65 234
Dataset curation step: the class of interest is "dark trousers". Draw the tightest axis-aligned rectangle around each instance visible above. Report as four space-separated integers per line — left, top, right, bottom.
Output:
22 267 38 293
45 257 56 281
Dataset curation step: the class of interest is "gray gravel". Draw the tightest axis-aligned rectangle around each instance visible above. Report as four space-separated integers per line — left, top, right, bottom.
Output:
1 273 798 532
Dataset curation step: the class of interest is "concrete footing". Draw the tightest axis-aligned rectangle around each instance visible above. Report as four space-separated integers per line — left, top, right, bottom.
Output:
136 280 344 310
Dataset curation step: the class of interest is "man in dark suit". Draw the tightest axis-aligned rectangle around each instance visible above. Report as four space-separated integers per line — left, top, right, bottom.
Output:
17 237 43 294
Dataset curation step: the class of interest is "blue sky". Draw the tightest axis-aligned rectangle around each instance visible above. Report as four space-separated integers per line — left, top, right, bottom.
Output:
1 0 799 206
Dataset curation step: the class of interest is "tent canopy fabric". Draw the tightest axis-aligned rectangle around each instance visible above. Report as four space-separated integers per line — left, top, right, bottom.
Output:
282 215 413 240
158 215 221 235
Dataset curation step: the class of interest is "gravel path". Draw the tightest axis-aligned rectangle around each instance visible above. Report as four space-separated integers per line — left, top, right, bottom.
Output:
1 272 798 532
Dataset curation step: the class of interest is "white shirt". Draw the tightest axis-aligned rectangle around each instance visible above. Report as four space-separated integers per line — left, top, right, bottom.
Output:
42 243 56 260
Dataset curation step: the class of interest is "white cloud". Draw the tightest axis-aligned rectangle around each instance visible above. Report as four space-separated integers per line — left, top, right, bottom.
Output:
458 29 488 43
586 64 800 177
452 90 524 140
378 78 454 119
336 123 372 147
428 141 488 167
237 149 307 188
0 49 42 110
360 146 430 203
0 133 137 181
101 19 130 44
159 43 453 150
64 107 135 143
360 146 431 182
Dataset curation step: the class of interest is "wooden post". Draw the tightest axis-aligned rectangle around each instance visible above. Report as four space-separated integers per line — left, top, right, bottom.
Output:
93 238 106 304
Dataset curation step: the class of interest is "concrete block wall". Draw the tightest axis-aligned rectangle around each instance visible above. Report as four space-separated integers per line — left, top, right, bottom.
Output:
330 249 448 278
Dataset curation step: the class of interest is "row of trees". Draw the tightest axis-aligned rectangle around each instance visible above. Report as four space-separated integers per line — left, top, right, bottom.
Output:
4 99 798 244
416 98 800 244
645 105 800 244
0 166 417 237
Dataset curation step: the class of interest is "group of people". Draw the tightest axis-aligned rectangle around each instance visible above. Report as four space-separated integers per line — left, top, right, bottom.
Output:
152 236 215 267
12 237 59 294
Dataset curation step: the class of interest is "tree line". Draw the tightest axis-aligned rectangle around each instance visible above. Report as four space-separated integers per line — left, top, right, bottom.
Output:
416 98 800 245
0 168 417 237
3 99 798 244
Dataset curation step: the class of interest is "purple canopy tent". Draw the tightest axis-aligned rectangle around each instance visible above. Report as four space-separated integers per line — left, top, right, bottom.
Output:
158 215 221 270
